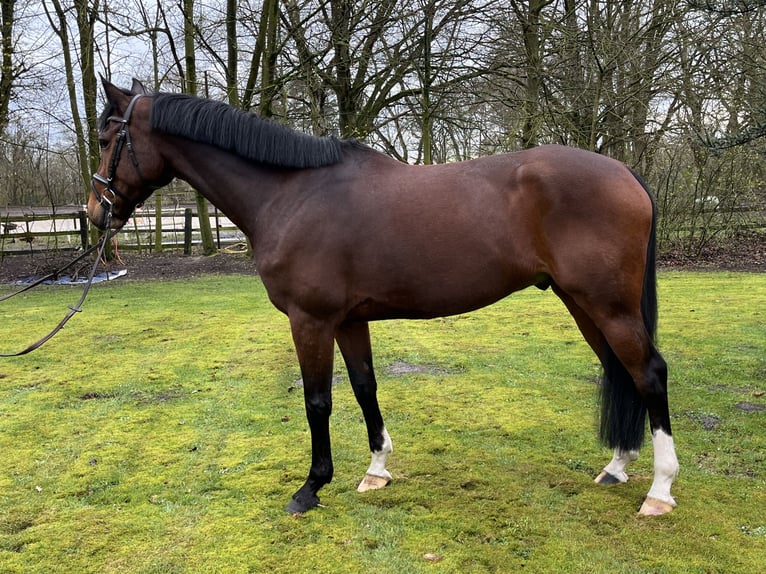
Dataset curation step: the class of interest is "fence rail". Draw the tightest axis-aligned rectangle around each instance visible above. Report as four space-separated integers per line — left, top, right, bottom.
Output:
0 206 245 256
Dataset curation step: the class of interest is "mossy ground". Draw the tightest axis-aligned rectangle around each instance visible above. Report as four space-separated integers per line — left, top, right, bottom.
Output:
0 272 764 573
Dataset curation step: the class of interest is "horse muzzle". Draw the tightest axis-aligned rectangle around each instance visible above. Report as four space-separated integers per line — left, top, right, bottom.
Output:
89 173 135 229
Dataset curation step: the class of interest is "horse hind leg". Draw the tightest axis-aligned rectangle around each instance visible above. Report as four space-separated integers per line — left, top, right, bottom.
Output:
636 350 679 516
335 320 393 492
553 284 677 513
595 449 639 484
598 315 679 515
552 285 643 485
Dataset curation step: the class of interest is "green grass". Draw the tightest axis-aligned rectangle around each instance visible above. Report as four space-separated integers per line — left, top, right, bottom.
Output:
0 271 764 573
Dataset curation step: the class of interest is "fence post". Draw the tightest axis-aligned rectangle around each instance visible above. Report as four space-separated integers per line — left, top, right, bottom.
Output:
78 210 89 250
214 206 221 249
184 208 193 255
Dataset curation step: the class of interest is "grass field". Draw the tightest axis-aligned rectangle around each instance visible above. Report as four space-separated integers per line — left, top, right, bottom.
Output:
0 271 764 573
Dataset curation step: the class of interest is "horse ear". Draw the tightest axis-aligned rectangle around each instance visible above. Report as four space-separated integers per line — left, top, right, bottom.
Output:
131 78 152 95
101 75 128 106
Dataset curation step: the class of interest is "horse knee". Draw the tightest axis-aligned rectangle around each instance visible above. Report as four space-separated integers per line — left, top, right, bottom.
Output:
350 375 377 404
304 390 332 420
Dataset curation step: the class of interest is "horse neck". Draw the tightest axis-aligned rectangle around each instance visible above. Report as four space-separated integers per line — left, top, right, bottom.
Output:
160 136 292 237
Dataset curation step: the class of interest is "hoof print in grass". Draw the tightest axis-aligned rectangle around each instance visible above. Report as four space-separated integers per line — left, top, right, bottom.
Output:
735 402 766 413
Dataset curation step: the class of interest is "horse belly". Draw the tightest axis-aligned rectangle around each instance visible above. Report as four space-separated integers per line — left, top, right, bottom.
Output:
346 232 542 321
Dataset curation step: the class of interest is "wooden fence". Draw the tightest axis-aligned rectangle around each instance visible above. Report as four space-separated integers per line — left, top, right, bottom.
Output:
0 206 245 256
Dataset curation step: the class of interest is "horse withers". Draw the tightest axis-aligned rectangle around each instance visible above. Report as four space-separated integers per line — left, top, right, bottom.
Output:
88 78 678 516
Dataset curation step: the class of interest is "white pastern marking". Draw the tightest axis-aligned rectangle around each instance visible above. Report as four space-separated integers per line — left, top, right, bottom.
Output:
366 427 393 479
601 448 639 483
645 429 679 506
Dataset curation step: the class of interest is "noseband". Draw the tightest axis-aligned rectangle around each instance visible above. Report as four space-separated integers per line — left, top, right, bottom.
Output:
91 94 149 223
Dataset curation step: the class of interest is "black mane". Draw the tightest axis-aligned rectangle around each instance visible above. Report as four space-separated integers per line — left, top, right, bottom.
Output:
150 93 345 169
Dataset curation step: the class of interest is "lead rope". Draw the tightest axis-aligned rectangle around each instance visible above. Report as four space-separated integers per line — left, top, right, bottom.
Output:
0 228 117 357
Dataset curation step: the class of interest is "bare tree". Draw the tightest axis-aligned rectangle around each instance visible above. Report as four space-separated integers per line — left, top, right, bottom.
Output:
688 0 765 14
44 0 100 201
509 0 551 149
240 0 281 112
691 0 766 149
282 0 441 138
281 0 501 163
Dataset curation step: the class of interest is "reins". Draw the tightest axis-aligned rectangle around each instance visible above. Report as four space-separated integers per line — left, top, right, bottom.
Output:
1 92 149 357
0 229 117 356
0 238 103 303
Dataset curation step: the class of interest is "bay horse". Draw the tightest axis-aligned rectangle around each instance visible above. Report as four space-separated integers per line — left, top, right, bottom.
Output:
88 78 678 516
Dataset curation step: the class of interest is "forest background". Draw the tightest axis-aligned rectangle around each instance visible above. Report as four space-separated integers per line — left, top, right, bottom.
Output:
0 0 764 257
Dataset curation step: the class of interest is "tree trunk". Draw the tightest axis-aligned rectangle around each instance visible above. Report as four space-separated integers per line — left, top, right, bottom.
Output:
330 0 357 137
421 1 434 164
516 0 551 149
259 0 279 117
225 0 238 107
45 0 90 200
74 0 99 175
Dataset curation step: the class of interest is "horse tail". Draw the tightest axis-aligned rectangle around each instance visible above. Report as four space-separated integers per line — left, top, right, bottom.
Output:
598 169 658 452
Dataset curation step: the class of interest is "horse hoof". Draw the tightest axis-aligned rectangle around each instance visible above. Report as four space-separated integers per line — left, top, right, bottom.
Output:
594 471 626 485
638 497 675 516
285 494 320 515
357 473 391 492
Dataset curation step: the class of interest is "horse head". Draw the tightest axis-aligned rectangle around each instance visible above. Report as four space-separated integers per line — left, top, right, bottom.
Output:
88 77 173 230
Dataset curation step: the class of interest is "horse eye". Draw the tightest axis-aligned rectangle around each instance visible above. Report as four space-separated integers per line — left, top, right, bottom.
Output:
98 139 109 150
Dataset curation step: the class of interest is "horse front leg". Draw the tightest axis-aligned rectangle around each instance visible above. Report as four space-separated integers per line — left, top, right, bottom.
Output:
285 311 337 514
335 320 393 492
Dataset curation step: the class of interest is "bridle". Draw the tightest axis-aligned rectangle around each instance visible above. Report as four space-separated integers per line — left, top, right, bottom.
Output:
90 94 150 224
